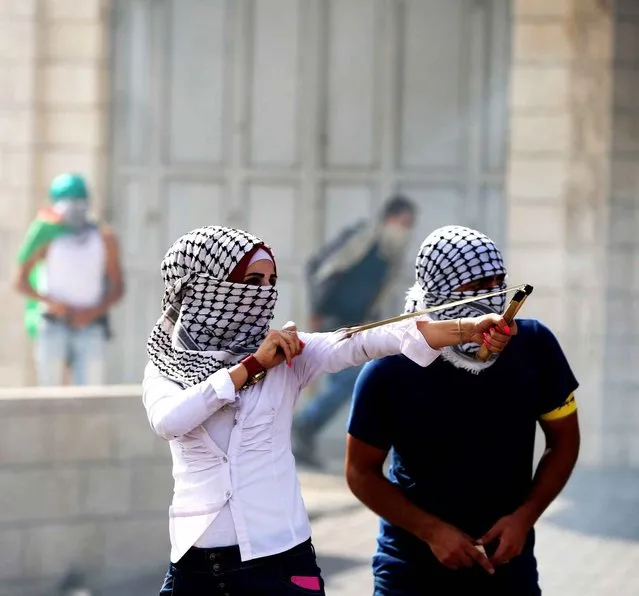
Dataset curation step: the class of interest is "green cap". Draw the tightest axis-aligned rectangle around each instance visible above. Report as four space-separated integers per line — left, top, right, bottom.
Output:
49 173 89 202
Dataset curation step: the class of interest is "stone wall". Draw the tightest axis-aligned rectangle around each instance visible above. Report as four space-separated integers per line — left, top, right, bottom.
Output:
0 385 172 596
0 0 109 387
507 0 613 465
602 0 639 465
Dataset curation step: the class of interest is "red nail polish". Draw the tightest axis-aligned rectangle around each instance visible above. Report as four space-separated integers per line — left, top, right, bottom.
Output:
504 325 511 334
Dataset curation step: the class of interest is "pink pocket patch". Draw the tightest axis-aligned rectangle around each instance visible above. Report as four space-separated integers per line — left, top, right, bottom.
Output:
291 576 321 590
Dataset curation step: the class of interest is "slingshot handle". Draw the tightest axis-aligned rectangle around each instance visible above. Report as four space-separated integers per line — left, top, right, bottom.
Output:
475 285 533 362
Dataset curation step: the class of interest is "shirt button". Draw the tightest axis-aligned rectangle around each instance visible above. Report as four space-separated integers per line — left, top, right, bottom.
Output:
225 490 232 498
208 552 216 561
213 563 221 572
222 456 228 463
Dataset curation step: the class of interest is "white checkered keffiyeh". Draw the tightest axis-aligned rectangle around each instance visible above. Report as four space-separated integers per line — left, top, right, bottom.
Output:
147 226 278 387
404 225 507 370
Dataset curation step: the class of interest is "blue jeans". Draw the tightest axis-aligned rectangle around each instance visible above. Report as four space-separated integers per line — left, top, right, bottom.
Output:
295 365 363 435
35 318 106 386
159 539 325 596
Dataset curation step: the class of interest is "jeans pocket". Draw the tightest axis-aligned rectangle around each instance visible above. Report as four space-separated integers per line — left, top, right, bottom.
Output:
277 548 325 594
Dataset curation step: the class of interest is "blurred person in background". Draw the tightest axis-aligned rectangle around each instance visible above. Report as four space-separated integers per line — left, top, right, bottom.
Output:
142 225 514 596
292 195 416 467
345 226 581 596
14 173 124 386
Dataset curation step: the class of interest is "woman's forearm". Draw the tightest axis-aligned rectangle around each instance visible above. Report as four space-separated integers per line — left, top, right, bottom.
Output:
416 318 474 350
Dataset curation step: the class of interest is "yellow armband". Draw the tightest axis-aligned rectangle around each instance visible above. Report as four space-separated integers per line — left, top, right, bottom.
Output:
539 393 577 421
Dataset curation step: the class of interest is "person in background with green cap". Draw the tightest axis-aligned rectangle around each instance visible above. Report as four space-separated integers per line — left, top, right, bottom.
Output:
14 173 124 386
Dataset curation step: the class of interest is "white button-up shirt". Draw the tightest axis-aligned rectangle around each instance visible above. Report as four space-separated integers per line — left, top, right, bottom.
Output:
142 319 440 563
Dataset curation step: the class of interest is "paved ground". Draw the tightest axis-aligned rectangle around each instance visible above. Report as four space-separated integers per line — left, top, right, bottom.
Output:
301 466 639 595
93 464 639 595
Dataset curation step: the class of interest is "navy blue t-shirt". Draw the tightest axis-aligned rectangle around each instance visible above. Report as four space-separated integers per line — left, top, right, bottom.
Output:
347 319 578 594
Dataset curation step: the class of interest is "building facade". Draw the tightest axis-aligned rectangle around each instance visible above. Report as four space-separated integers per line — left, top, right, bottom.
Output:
0 0 637 466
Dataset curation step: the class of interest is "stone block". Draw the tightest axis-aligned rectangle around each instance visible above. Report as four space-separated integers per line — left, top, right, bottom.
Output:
511 65 570 110
0 64 35 105
514 291 566 336
52 411 111 461
613 68 639 111
0 415 49 464
23 521 103 578
48 0 102 21
508 159 568 200
3 151 34 190
605 250 636 295
113 403 162 460
0 0 37 17
617 0 639 16
608 204 638 247
103 518 169 575
0 20 35 60
604 294 636 337
39 150 100 191
507 246 566 290
0 467 81 523
511 114 571 154
42 65 100 106
514 22 573 62
0 528 24 581
130 462 173 513
45 22 104 61
0 364 28 387
514 0 572 17
43 110 102 148
81 464 132 516
0 110 33 147
613 112 639 153
509 202 565 245
614 21 639 62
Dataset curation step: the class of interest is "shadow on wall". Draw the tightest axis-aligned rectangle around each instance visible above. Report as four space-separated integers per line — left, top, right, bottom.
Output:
539 466 639 542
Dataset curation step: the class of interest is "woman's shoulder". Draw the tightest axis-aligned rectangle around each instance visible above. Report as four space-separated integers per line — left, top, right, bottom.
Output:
143 360 174 386
144 360 160 378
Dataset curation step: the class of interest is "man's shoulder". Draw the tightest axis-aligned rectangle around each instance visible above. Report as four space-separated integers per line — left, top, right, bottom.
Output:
514 318 556 341
98 223 117 241
361 353 424 378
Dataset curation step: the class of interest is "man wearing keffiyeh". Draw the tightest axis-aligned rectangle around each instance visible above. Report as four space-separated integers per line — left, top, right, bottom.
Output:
346 225 581 596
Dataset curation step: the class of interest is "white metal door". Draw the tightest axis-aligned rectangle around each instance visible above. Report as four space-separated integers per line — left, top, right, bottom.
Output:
108 0 511 383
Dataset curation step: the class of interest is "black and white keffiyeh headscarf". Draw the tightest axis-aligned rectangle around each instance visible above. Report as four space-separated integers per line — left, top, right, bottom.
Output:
147 226 277 387
405 225 507 373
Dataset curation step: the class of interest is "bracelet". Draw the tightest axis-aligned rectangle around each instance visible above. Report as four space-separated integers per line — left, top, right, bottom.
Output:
239 355 267 389
457 318 464 344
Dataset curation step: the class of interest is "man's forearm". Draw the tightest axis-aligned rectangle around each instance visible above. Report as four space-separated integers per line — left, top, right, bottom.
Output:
517 443 579 526
15 277 54 306
347 469 442 543
93 286 123 318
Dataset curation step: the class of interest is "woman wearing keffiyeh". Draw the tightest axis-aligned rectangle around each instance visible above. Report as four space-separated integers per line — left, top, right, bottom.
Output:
143 225 514 596
345 225 581 596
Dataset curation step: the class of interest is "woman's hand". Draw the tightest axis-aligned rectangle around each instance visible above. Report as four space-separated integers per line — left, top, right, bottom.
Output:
254 323 304 369
465 314 517 353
